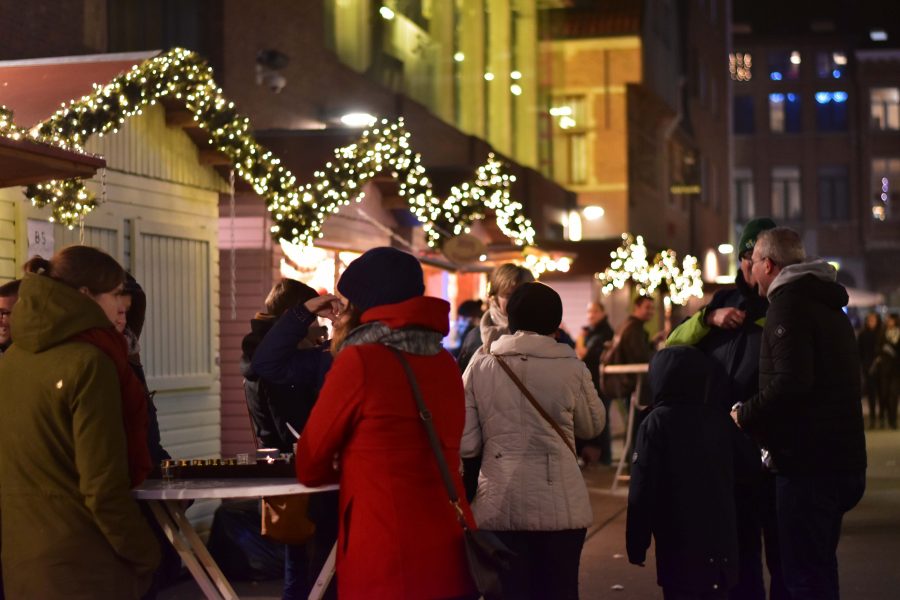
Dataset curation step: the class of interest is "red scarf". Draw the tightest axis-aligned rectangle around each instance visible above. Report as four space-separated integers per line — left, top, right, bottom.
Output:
75 327 152 487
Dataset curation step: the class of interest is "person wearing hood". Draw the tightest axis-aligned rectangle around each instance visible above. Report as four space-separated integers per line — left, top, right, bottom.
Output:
627 346 758 600
462 282 605 600
667 217 781 600
732 227 867 600
294 247 476 600
0 246 160 599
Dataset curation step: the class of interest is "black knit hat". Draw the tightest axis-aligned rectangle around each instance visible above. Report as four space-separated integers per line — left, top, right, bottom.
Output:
506 282 562 336
337 247 425 312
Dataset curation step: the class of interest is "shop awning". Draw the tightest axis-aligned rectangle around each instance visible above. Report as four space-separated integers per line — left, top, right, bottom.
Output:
0 135 106 187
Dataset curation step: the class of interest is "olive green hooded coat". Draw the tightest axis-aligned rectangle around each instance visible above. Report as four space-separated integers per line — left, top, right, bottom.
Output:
0 273 159 599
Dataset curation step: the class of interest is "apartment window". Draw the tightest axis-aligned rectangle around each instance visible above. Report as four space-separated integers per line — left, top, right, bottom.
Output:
729 52 752 82
550 96 588 185
816 51 847 79
871 87 900 130
815 91 849 131
768 50 801 81
818 166 850 221
734 95 755 134
769 93 801 133
871 158 900 221
734 168 756 222
771 166 802 220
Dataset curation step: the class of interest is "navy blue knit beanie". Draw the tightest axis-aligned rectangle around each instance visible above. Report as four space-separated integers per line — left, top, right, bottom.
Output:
506 282 562 336
337 247 425 312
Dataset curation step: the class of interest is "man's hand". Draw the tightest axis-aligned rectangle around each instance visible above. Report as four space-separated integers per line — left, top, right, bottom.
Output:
707 307 746 330
304 294 341 322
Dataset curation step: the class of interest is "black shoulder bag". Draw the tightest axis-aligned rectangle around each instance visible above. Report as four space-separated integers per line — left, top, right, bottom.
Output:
388 347 514 600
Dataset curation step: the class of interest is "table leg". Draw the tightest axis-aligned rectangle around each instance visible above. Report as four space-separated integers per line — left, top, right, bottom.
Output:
147 500 238 599
308 542 336 600
612 379 641 492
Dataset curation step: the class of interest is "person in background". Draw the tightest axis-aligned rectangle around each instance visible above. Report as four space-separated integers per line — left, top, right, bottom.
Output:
295 247 476 600
462 282 605 600
456 263 534 374
857 312 883 429
450 299 484 358
667 217 780 600
0 246 159 599
627 346 759 600
0 279 19 357
575 300 615 466
114 275 180 599
733 228 866 600
875 313 900 430
213 278 329 599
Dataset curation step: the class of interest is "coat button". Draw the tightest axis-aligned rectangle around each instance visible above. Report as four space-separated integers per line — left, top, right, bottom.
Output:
709 558 714 563
713 584 719 590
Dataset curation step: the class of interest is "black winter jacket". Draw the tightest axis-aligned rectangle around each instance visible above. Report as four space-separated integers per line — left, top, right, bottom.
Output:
737 262 867 475
582 318 614 392
627 346 757 593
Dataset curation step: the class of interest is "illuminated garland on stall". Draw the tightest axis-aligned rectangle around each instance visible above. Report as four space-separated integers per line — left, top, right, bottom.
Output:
309 118 443 246
596 233 703 304
22 48 535 248
434 154 535 247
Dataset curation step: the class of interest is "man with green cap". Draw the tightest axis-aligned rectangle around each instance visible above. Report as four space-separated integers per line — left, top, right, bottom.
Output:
667 217 788 600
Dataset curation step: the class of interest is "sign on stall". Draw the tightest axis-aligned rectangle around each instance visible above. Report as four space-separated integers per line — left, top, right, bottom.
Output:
27 219 54 259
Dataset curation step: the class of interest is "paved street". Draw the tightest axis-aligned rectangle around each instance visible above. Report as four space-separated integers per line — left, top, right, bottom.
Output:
161 427 900 599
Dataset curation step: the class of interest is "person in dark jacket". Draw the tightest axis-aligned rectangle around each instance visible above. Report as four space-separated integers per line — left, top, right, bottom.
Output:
874 313 900 430
733 227 867 600
667 217 781 600
242 278 325 452
238 278 330 599
449 299 483 358
576 300 615 465
857 312 883 429
627 346 758 600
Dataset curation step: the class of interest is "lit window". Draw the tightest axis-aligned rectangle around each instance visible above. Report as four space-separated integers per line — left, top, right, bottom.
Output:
729 52 752 81
816 52 847 79
769 92 801 133
871 88 900 130
769 50 801 81
551 96 588 185
734 168 755 221
771 166 802 220
871 158 900 221
815 91 849 132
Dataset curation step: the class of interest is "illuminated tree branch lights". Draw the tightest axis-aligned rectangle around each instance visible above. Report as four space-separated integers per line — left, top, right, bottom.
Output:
596 233 703 304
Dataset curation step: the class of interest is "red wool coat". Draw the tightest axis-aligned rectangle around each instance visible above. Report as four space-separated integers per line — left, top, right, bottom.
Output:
296 297 476 600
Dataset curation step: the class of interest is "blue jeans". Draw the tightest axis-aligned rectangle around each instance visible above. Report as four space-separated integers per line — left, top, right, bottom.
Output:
775 471 865 600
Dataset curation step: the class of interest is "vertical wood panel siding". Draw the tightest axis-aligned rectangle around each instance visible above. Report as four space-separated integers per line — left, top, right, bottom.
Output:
54 224 118 257
140 232 211 382
0 191 16 281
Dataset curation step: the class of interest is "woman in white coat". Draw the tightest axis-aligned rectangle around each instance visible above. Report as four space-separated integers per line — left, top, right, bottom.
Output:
461 282 606 600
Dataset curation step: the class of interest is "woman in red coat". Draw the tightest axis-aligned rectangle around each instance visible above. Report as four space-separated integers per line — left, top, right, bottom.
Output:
296 247 477 600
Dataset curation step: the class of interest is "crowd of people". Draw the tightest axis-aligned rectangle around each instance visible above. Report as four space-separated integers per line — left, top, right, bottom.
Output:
0 218 888 599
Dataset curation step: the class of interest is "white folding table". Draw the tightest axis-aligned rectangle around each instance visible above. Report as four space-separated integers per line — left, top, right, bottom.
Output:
600 363 649 491
134 478 338 600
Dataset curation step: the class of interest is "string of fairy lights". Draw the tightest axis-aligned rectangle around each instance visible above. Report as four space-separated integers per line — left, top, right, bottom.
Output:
14 47 536 249
596 233 704 304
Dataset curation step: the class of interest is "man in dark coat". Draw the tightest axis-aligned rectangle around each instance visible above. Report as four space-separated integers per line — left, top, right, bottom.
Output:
627 346 758 599
733 227 867 600
668 217 781 600
576 300 615 465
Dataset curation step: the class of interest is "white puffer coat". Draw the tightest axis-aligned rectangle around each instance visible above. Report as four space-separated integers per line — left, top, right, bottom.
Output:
461 331 606 531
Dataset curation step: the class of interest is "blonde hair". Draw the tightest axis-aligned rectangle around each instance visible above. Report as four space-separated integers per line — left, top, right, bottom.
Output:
488 264 534 298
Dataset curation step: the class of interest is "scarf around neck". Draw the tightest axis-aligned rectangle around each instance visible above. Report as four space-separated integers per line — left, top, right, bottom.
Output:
340 321 444 355
479 298 509 353
74 327 151 487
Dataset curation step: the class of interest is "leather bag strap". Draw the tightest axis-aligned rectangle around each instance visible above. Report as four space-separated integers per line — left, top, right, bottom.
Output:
388 347 469 528
492 354 578 458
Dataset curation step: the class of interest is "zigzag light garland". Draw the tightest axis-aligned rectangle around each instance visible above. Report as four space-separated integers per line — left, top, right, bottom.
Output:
21 48 533 249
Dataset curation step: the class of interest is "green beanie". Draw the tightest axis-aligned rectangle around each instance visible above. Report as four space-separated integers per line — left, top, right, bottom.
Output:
738 217 776 256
